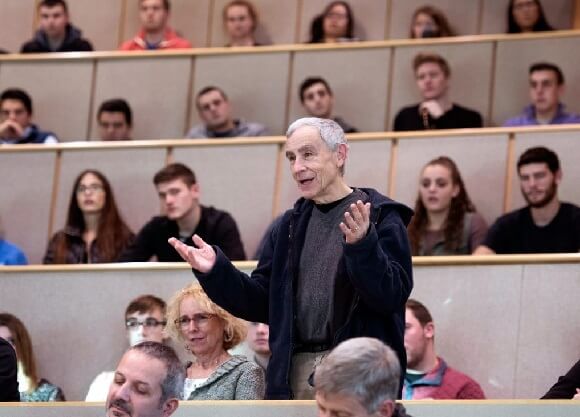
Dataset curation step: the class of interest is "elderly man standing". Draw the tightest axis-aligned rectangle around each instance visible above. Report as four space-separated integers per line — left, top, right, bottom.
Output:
105 342 184 417
170 117 413 399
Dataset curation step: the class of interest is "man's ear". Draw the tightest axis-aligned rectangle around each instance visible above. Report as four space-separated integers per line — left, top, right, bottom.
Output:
189 183 200 198
162 398 179 416
554 169 563 185
423 322 435 339
377 399 395 417
336 143 348 168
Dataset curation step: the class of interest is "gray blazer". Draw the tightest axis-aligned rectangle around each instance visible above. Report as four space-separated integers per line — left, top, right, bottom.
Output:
186 355 265 400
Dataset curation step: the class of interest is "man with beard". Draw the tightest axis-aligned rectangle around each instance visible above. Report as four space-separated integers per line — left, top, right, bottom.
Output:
106 342 183 417
403 299 484 400
475 146 580 254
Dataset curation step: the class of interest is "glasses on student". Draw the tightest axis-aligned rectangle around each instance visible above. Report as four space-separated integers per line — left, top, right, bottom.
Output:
125 318 167 329
174 313 215 328
76 184 104 194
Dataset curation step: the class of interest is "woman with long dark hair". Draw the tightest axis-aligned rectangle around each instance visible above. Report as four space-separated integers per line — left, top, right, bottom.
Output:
407 156 487 256
0 313 65 401
507 0 553 33
409 5 455 38
309 1 355 43
43 169 134 264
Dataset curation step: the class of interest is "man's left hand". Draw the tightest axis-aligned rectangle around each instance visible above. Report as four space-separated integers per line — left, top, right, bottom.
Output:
340 200 371 244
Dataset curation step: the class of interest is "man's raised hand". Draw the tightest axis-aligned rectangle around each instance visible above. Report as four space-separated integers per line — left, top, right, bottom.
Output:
168 235 216 273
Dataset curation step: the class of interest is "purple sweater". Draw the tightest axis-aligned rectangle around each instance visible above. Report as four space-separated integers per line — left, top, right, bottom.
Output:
504 103 580 126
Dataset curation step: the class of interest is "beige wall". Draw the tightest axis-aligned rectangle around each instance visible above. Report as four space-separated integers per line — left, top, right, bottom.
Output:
1 126 579 264
1 260 579 400
288 48 391 132
0 33 578 139
90 56 193 140
389 42 493 128
189 52 291 136
394 134 509 225
0 0 36 53
480 0 574 34
1 400 579 417
0 60 94 141
492 37 580 126
0 0 575 55
389 0 480 38
209 0 299 46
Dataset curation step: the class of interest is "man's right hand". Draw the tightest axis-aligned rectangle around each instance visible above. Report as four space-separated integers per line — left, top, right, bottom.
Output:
168 235 216 273
0 120 24 138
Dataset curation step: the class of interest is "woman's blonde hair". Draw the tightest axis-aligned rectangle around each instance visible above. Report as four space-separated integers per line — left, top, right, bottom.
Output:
165 282 246 350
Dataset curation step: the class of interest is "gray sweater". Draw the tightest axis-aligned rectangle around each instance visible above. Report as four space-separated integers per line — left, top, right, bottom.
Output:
186 355 265 400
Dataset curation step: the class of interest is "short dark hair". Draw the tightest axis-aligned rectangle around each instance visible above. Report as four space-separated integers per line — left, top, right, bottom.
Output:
413 52 451 78
39 0 68 13
130 342 184 402
153 163 196 186
125 294 166 318
406 298 433 327
299 77 332 103
529 62 564 85
196 86 228 108
98 99 133 126
517 146 560 174
0 88 33 114
139 0 170 11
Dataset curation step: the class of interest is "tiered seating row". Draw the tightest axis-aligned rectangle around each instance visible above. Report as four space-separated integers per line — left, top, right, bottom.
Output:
1 126 579 264
0 0 575 53
1 256 579 400
1 32 580 142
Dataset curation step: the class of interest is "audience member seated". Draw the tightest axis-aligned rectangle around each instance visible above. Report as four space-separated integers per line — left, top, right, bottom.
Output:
120 0 192 51
86 294 168 401
0 216 28 265
309 1 357 43
97 99 133 141
410 5 455 38
222 0 261 47
246 322 270 373
315 337 410 417
106 342 183 417
0 337 19 401
475 147 580 254
393 53 483 131
43 169 134 264
166 282 265 400
404 299 485 399
407 156 487 256
542 359 580 399
0 88 58 145
186 86 268 138
507 0 553 33
20 0 93 53
299 77 358 133
504 62 580 126
120 163 246 261
0 313 65 401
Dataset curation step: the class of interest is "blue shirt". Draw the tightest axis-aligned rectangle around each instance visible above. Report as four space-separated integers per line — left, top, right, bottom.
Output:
0 239 28 265
504 103 580 126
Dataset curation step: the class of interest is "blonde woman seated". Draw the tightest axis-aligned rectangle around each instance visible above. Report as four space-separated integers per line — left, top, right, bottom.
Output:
407 156 488 255
166 282 265 400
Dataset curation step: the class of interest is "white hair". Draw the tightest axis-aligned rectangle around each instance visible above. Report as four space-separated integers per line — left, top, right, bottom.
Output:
315 337 401 414
286 117 348 151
